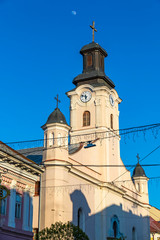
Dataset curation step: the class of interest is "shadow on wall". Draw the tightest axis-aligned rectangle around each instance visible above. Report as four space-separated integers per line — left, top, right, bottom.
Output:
70 190 150 240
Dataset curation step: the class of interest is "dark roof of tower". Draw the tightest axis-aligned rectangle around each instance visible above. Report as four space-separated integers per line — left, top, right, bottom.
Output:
73 41 115 88
73 71 115 88
132 163 147 178
46 108 68 125
80 42 108 56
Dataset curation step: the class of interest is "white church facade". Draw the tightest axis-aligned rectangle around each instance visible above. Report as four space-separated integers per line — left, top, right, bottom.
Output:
36 34 150 239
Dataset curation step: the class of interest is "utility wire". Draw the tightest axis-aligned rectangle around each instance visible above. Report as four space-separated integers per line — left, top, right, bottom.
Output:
4 122 160 145
1 127 160 169
1 122 159 162
113 144 160 183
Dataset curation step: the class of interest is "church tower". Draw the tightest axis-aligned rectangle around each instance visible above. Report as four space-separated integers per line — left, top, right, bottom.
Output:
66 23 122 182
132 159 149 203
67 40 122 137
40 101 70 229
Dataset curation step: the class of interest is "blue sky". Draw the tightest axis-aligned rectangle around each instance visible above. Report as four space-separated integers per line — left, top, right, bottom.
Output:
1 0 160 209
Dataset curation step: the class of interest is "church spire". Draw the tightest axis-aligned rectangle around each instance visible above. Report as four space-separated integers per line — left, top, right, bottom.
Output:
72 22 115 88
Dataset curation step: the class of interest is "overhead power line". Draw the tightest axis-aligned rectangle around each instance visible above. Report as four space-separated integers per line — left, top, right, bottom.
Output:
4 122 160 145
113 143 160 183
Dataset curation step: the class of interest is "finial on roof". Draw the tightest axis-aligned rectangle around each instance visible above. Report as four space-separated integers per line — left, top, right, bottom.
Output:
90 21 97 42
136 153 140 163
54 94 61 109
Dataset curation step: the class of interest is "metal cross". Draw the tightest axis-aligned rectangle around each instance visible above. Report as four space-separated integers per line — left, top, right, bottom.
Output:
90 21 97 42
136 153 140 163
54 94 61 108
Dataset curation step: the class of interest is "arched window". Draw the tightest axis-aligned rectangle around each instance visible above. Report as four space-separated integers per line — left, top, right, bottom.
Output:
78 208 85 231
83 111 90 127
58 133 62 146
110 114 113 129
141 183 144 193
132 227 136 240
111 215 120 238
49 132 54 146
44 133 47 148
65 134 68 147
136 183 140 192
113 220 118 238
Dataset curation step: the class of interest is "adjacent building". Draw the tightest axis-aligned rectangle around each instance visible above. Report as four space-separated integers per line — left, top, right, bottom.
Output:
0 141 42 240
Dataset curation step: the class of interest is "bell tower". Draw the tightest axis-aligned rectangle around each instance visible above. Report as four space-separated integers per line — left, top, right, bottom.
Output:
66 22 122 181
67 23 121 145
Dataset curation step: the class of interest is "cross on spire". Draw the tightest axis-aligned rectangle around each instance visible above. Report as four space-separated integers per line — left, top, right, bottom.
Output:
54 94 61 109
136 153 140 163
90 21 97 42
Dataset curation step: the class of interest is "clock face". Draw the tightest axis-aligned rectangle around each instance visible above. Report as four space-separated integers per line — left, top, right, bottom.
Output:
80 91 92 103
109 94 114 106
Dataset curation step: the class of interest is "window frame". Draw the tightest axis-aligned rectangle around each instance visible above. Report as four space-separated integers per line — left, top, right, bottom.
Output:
86 54 93 67
78 207 85 231
15 193 22 219
83 111 90 127
0 189 7 215
110 114 113 129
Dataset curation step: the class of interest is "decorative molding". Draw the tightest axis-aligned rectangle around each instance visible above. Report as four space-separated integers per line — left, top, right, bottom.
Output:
2 176 12 184
0 162 40 181
17 181 26 190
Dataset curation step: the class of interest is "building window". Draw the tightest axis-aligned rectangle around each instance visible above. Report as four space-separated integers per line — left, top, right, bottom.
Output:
141 183 144 193
110 114 113 129
111 215 120 238
35 181 40 196
44 133 47 148
15 193 22 219
65 134 68 147
87 54 92 67
0 190 7 215
78 208 85 231
49 132 54 146
136 183 140 192
58 133 62 146
100 55 104 70
83 111 90 127
113 220 118 238
132 227 136 240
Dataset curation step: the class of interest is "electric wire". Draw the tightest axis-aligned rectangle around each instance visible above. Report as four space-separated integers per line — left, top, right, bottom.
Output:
112 143 160 183
4 122 160 145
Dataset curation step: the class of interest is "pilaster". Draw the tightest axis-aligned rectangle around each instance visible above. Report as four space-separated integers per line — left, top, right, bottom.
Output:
22 185 30 231
8 180 16 228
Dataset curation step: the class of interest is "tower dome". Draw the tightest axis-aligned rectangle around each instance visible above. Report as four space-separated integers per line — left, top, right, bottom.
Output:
132 163 146 178
46 108 68 125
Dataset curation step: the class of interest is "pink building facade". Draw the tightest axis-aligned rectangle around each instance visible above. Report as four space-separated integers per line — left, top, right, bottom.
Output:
0 141 42 240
